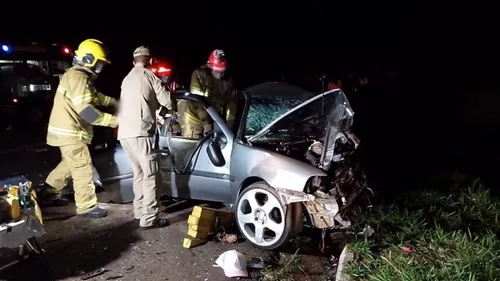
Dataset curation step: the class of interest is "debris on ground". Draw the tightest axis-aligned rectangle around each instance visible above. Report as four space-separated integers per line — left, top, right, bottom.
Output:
215 232 238 244
80 268 107 280
247 257 265 269
106 275 124 280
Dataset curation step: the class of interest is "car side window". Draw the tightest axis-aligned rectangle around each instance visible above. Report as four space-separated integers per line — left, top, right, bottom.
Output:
171 99 209 140
165 99 211 172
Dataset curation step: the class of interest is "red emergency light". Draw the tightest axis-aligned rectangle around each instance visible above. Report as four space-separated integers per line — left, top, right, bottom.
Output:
152 65 171 74
157 66 171 74
62 46 72 55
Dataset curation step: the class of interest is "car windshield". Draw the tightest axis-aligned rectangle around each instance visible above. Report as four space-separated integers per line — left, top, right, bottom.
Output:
249 89 354 141
245 97 304 136
243 82 313 136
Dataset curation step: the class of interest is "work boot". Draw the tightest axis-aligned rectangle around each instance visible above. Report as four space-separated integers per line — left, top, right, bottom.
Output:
37 185 70 207
81 207 108 218
141 218 169 230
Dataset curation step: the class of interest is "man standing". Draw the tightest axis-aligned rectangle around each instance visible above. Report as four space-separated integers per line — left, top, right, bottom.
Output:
179 49 236 138
40 39 118 218
117 46 172 229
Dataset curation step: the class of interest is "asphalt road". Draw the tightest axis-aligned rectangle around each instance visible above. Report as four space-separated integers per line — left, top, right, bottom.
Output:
0 200 330 281
0 134 337 281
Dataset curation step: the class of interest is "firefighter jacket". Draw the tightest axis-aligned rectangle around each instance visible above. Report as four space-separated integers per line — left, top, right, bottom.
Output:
181 66 235 131
117 65 172 140
46 66 117 147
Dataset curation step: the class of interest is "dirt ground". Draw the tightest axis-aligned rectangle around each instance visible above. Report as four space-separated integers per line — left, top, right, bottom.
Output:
0 199 332 281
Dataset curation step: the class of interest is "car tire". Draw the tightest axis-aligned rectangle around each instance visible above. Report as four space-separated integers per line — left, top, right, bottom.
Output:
236 181 292 250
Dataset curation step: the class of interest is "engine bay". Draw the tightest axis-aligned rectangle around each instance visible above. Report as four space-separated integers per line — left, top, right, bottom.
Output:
249 115 368 228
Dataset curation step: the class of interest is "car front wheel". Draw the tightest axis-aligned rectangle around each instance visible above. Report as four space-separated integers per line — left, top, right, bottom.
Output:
236 182 292 250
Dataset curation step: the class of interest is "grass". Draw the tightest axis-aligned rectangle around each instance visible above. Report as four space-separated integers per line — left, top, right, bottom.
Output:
261 248 304 281
346 174 500 281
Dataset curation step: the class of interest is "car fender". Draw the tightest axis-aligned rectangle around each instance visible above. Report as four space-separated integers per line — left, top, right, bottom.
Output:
247 150 327 192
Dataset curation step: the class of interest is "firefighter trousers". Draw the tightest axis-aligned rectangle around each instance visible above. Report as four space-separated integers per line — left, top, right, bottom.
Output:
45 143 98 215
181 124 203 139
120 136 159 227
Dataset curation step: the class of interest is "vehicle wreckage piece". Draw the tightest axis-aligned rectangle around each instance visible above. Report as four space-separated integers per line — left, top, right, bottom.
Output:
275 188 351 229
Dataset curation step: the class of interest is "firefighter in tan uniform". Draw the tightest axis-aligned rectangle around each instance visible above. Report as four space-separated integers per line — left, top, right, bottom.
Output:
40 39 118 218
179 49 236 138
117 46 171 229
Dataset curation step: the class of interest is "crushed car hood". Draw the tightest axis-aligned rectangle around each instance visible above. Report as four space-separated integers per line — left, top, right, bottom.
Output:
247 87 354 142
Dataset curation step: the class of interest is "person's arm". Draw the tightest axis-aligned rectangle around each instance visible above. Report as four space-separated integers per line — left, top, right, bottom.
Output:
95 91 117 107
147 72 172 109
188 70 209 125
67 75 117 127
190 70 208 97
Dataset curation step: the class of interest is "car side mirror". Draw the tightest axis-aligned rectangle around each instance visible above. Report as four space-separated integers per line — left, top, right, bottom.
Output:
207 139 225 167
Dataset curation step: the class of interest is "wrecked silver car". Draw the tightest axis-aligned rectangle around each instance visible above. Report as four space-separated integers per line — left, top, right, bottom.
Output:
152 82 369 249
13 82 368 250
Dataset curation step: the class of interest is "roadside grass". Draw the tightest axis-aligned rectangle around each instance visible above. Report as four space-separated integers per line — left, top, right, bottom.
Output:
261 248 304 281
346 175 500 281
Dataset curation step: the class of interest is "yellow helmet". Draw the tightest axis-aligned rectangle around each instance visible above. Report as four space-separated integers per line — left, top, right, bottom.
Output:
74 39 110 68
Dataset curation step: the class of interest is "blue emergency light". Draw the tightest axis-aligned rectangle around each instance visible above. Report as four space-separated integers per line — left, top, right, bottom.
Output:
1 44 11 53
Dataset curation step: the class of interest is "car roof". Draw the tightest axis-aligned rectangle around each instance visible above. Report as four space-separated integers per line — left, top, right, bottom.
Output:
243 82 314 100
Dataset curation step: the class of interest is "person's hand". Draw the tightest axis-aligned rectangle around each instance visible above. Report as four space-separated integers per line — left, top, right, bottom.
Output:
110 117 119 128
203 124 212 135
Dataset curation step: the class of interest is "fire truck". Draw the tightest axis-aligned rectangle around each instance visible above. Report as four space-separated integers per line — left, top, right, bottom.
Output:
0 41 73 129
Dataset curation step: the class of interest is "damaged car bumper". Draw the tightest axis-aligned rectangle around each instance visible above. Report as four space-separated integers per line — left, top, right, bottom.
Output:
275 188 351 229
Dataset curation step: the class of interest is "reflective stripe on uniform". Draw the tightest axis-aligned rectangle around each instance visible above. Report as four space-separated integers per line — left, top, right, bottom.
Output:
226 108 233 120
191 88 208 97
47 126 92 142
76 197 98 214
71 93 93 105
101 95 112 106
184 112 204 127
93 113 112 126
57 85 67 93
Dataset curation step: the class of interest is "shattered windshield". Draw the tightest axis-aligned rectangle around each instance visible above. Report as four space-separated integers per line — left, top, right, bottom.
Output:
249 89 354 141
245 97 304 135
243 82 313 136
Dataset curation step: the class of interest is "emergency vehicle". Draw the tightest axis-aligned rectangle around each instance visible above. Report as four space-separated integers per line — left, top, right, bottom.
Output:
1 41 73 128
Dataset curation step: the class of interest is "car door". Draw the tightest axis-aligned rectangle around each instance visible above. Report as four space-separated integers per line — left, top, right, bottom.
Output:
157 98 232 203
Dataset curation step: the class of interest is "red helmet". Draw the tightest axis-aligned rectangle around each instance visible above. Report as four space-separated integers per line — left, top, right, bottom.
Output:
207 49 227 72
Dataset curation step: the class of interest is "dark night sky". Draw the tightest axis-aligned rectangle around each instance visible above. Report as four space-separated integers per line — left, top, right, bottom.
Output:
2 8 403 86
3 8 500 91
3 7 500 186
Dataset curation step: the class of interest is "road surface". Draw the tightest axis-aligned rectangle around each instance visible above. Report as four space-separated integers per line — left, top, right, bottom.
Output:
0 199 330 281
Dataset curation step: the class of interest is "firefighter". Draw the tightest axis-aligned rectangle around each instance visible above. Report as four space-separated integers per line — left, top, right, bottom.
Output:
40 39 118 218
179 49 236 138
117 46 172 229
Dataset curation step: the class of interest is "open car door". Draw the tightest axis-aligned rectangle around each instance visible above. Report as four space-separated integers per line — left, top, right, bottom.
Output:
157 92 234 203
